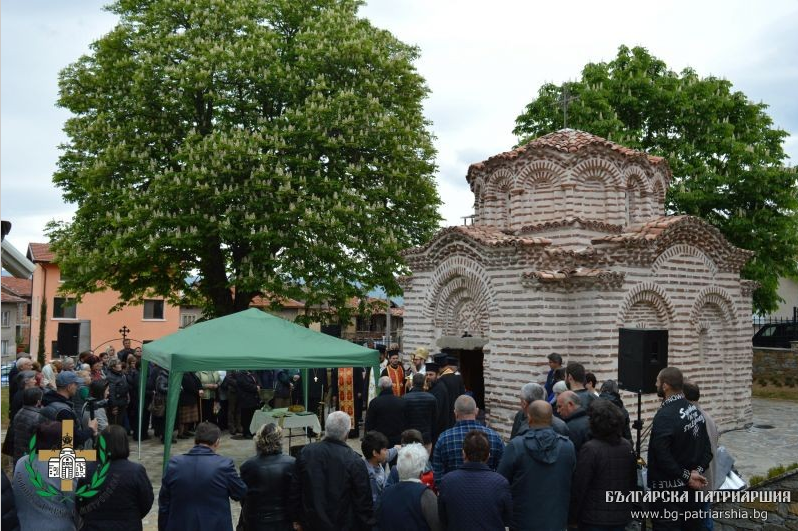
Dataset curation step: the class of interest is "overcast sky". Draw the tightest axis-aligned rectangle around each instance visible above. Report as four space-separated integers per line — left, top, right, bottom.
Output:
2 0 797 252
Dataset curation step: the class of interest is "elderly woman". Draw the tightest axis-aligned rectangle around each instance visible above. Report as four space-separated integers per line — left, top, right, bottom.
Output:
377 443 441 531
41 359 62 390
238 423 296 530
550 380 568 408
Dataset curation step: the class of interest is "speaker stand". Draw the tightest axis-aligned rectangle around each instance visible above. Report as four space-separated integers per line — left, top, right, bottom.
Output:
632 389 647 531
633 389 643 460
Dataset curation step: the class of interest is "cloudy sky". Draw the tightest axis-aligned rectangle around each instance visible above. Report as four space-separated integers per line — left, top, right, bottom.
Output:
2 0 797 252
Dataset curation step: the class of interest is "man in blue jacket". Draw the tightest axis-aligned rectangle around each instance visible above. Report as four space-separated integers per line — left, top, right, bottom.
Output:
158 422 247 531
497 400 575 530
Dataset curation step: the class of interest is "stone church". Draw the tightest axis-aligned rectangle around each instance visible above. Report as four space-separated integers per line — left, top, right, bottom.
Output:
400 129 755 438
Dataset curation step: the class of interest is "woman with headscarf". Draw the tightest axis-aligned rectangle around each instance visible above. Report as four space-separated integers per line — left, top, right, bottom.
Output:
238 423 296 530
177 372 202 439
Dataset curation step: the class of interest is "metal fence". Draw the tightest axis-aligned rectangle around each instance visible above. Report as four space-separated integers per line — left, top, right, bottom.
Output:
751 310 797 334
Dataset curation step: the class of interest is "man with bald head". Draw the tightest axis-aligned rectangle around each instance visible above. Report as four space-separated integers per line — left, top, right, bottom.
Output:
431 395 504 486
498 400 576 530
556 389 591 452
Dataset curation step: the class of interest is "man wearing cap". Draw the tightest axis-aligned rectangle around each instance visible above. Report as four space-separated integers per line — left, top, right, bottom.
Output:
380 347 406 397
41 371 98 447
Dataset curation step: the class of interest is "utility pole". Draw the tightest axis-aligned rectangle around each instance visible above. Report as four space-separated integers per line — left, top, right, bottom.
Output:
385 296 391 346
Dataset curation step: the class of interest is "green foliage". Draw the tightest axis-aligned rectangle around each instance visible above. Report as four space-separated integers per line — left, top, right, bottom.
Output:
48 0 441 318
37 300 47 365
513 45 798 314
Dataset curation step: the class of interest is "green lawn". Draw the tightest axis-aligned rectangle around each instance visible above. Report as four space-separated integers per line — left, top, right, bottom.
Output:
752 382 798 401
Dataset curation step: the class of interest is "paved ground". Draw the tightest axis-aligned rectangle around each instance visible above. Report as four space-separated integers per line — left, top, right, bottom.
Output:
5 397 797 530
718 398 798 480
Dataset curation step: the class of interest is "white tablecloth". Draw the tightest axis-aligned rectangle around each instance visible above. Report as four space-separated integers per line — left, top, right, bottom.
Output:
250 408 321 436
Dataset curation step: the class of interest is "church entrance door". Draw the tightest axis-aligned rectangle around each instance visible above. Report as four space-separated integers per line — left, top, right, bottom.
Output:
448 348 485 410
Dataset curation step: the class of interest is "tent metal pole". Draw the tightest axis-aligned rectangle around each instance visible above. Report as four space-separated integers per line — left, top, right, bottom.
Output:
301 368 309 410
137 359 149 460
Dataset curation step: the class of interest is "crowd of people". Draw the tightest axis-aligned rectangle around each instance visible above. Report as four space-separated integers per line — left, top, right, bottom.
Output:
2 345 717 531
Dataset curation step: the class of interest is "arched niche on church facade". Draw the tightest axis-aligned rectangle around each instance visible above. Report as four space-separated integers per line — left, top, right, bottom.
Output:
424 257 495 340
689 287 738 424
571 157 625 225
481 169 515 228
617 283 675 330
514 160 568 228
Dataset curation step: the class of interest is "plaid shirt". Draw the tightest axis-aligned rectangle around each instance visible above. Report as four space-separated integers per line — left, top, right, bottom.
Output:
432 419 504 485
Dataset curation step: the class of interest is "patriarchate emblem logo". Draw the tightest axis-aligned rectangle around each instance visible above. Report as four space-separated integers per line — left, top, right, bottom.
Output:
26 419 109 501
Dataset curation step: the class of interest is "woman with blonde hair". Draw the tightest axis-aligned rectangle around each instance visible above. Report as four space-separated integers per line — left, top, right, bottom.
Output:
238 423 296 530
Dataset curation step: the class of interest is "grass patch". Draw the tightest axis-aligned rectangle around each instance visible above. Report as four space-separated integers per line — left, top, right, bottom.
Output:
749 462 798 487
752 382 798 401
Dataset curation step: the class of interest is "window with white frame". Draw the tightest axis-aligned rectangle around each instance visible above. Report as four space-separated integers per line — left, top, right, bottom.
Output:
1 311 10 328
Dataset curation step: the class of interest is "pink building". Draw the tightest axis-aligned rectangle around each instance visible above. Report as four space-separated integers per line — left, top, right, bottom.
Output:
28 243 180 360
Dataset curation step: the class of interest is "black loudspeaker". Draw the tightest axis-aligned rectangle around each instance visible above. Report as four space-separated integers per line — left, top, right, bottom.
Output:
57 323 81 358
618 328 668 394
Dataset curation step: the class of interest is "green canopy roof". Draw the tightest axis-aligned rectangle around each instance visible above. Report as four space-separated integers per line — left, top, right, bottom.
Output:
138 308 379 472
142 308 378 371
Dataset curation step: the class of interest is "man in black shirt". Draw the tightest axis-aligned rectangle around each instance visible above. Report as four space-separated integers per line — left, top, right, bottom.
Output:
647 367 712 530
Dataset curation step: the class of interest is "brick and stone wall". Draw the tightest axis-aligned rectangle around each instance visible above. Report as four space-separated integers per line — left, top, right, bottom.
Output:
753 342 798 387
402 130 755 441
712 470 798 530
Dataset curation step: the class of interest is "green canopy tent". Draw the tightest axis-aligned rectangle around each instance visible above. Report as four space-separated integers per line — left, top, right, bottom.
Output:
139 308 379 471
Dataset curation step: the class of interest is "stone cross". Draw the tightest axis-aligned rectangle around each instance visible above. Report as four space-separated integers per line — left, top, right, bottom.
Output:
37 419 97 491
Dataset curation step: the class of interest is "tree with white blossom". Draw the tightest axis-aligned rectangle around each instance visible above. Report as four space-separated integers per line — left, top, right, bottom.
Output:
48 0 441 319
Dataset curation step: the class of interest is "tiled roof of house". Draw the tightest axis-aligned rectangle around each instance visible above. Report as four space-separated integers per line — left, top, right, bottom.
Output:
1 277 32 298
1 291 26 303
27 242 55 263
249 295 305 309
467 129 666 183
